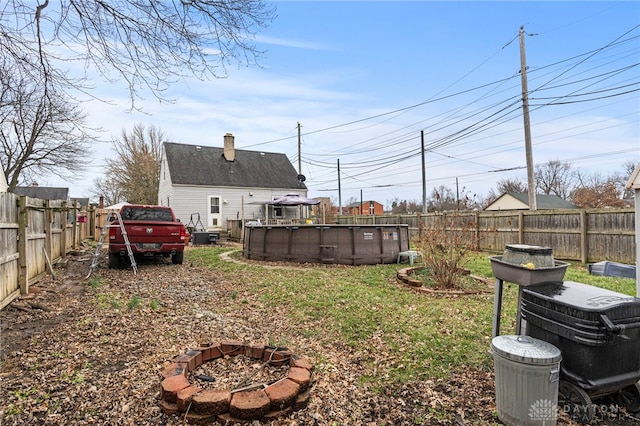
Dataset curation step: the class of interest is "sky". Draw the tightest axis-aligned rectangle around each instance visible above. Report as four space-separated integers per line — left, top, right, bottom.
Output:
40 1 640 208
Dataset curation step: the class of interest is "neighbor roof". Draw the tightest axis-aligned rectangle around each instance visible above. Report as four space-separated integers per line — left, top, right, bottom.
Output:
487 192 577 210
14 186 69 201
70 197 90 207
163 142 306 190
626 161 640 190
346 200 379 208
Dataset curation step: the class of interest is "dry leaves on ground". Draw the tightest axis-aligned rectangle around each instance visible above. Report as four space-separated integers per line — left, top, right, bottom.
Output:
1 244 638 425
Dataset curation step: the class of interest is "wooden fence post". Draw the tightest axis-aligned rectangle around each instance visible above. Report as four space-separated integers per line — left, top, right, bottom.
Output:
474 211 480 251
17 196 28 295
518 211 524 244
45 200 53 267
580 210 587 263
89 205 97 239
71 200 78 249
61 201 68 254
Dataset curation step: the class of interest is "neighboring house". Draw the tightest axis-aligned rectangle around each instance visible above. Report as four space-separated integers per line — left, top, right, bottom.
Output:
626 162 640 290
485 192 577 211
70 197 90 208
345 200 384 215
158 133 308 231
0 173 7 192
13 185 69 201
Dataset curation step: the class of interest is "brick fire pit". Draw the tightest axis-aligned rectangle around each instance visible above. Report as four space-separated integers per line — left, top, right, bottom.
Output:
160 340 313 423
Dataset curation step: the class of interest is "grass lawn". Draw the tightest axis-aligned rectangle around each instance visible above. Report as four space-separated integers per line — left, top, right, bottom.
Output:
188 247 637 388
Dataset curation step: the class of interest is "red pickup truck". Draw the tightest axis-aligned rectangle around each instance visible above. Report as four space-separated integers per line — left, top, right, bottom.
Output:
108 205 189 268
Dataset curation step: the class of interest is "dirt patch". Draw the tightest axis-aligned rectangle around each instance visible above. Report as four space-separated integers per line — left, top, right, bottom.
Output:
0 245 638 425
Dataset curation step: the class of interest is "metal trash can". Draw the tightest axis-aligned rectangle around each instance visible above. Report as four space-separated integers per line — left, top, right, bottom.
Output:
492 335 562 426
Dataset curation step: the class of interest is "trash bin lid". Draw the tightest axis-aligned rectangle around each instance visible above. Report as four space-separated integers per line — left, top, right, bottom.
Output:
491 335 562 364
505 244 552 255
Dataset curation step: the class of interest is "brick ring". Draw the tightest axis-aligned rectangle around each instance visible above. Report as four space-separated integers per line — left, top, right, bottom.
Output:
160 340 313 423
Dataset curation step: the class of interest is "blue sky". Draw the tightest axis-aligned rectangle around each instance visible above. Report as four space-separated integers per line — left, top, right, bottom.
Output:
46 1 640 207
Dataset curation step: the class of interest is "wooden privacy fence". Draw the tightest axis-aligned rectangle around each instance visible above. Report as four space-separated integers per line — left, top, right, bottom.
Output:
0 193 87 310
336 208 636 265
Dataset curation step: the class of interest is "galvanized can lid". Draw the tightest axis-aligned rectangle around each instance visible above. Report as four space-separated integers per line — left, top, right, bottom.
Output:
505 244 552 255
491 335 562 364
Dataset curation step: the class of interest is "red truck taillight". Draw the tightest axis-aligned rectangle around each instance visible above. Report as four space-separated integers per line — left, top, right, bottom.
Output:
109 226 117 240
180 226 189 242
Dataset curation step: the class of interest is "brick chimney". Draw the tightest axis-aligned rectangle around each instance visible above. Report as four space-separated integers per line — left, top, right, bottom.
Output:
223 133 235 162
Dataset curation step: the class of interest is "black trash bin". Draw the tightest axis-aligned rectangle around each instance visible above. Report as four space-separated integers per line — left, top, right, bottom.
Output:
521 281 640 422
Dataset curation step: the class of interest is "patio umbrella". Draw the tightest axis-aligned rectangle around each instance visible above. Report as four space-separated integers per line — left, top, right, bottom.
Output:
265 193 320 206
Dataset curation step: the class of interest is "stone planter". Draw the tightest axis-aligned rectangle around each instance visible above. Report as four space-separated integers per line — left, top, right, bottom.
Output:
397 267 492 295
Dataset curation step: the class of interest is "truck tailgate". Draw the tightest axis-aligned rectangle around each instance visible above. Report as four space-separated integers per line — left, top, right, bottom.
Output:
121 221 185 244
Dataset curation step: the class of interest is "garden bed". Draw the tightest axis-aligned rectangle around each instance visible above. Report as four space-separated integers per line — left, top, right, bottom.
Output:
397 266 494 295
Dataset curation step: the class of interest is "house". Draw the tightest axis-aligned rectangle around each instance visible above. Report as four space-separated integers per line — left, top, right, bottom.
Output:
625 161 640 291
13 184 69 201
70 197 90 208
0 173 7 192
345 200 384 215
158 134 308 231
484 192 577 211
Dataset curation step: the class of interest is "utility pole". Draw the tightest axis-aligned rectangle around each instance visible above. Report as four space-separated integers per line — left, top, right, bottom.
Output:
421 130 427 213
519 26 537 211
297 122 302 175
337 159 342 215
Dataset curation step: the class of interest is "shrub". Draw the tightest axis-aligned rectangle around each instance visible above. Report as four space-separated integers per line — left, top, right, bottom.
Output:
415 212 480 290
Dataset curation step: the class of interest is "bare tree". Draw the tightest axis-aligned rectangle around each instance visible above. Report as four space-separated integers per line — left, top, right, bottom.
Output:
1 1 276 106
427 185 456 212
484 178 528 206
572 171 625 208
535 159 574 199
497 178 528 194
104 124 165 205
0 58 94 191
389 198 423 214
90 175 125 207
615 160 637 200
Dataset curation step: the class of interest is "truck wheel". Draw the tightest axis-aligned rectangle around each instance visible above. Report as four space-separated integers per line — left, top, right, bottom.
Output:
108 252 121 268
172 251 184 265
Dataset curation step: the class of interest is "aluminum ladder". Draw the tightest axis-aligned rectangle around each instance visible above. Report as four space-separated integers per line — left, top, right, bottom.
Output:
86 211 137 278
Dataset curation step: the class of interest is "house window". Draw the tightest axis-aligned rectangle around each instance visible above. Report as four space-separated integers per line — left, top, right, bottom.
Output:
273 206 283 217
210 197 220 214
369 201 375 215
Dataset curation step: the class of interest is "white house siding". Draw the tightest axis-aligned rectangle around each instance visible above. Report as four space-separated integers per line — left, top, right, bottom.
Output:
485 195 529 211
157 147 310 231
160 185 308 231
0 172 7 192
157 151 173 205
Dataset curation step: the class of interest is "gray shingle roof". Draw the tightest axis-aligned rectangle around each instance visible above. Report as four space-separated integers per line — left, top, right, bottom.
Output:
164 142 307 190
509 192 577 209
14 186 69 200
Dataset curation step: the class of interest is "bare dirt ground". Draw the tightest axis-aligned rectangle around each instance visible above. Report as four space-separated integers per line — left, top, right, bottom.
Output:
1 243 638 425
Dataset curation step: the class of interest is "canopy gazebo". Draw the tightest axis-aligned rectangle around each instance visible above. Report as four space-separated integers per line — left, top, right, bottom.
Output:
251 193 319 224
